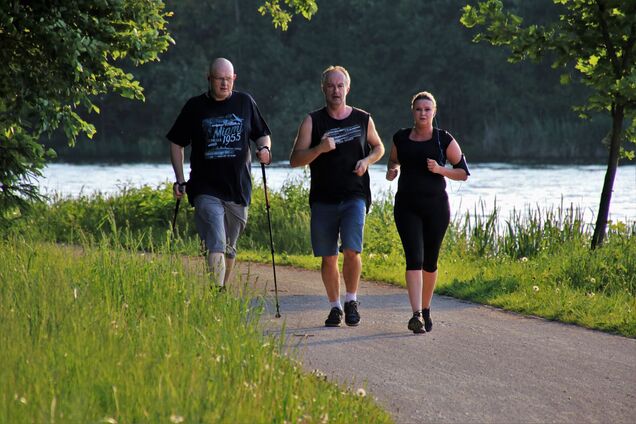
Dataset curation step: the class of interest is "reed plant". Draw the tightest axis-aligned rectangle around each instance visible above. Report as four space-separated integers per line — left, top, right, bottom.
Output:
0 235 391 423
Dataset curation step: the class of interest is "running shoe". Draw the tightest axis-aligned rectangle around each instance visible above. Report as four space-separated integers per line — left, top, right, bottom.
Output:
422 308 433 332
344 300 360 326
408 311 425 334
325 307 343 327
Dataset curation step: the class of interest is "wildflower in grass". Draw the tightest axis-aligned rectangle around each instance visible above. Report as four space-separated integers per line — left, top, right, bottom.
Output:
533 285 540 292
170 414 185 423
356 388 366 397
587 292 595 298
521 257 528 262
589 277 597 284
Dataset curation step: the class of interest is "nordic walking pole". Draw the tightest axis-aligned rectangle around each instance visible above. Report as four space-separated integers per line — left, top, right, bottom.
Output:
261 162 281 318
172 183 185 238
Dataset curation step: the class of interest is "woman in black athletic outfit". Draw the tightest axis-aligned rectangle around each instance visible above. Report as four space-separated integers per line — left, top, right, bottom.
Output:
386 91 470 334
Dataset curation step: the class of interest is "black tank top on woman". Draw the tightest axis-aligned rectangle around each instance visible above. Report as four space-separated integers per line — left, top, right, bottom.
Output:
308 107 372 210
393 127 453 198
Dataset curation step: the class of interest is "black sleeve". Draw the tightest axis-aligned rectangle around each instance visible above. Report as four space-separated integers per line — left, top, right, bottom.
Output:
248 95 271 141
440 129 454 152
166 99 194 147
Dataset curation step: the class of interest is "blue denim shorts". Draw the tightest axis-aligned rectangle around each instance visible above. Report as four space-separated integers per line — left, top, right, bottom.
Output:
310 197 366 257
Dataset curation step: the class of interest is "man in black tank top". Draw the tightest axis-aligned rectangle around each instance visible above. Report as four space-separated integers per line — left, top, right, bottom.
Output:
290 65 385 327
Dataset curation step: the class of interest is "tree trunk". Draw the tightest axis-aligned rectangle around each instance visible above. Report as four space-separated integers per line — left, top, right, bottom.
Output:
591 103 624 249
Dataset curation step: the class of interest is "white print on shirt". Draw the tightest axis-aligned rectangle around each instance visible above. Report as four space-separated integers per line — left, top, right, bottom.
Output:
202 114 244 159
324 125 362 145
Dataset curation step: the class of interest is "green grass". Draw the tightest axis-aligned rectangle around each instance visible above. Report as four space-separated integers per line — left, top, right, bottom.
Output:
6 179 636 339
0 237 392 423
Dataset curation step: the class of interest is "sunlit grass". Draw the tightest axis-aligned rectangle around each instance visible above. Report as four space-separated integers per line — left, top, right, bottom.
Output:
0 237 392 423
8 180 636 339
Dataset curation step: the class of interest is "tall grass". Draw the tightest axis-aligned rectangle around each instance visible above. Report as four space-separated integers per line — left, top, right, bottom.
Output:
7 179 636 336
0 236 391 423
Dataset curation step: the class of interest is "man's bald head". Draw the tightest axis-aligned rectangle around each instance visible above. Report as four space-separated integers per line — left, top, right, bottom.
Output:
209 57 234 76
207 57 236 101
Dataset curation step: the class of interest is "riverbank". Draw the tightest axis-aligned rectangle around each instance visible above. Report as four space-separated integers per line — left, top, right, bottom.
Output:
39 162 636 224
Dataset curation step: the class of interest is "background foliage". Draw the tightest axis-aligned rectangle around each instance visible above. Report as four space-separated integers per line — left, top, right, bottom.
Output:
0 0 172 227
47 0 613 164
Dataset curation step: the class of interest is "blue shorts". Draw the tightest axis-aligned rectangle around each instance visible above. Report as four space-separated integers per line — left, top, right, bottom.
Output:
310 198 366 257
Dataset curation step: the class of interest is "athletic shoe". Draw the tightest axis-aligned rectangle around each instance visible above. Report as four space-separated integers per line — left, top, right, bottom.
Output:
423 308 433 332
210 284 226 293
408 311 425 334
325 307 343 327
344 300 360 326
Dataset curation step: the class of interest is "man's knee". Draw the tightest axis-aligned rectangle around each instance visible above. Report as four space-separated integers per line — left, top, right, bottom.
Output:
342 248 360 260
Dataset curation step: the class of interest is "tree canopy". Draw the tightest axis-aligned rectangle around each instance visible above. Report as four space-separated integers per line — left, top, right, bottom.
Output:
48 0 610 165
0 0 173 226
461 0 636 247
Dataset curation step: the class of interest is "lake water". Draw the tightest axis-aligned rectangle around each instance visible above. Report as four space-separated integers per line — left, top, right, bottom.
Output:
40 162 635 224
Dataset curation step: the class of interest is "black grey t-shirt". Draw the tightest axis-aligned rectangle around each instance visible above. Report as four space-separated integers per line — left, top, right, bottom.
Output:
308 107 371 210
167 91 271 206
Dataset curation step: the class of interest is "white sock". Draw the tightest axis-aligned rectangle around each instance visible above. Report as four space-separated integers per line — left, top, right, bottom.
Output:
330 300 342 310
345 292 357 303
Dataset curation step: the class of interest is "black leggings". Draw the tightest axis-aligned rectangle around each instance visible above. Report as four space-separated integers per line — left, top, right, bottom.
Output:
394 193 450 272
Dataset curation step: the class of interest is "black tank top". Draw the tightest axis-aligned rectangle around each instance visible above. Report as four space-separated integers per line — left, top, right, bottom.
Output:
308 107 371 209
393 127 453 198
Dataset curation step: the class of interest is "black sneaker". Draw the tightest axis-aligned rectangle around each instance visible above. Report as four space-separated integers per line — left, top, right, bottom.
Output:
408 311 425 334
325 307 343 327
423 308 433 332
344 301 360 326
210 284 226 294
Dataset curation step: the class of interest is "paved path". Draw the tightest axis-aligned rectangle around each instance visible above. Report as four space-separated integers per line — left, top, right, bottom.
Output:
233 261 636 424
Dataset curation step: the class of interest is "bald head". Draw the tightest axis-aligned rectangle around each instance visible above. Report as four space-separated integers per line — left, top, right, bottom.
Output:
208 58 236 101
209 57 234 75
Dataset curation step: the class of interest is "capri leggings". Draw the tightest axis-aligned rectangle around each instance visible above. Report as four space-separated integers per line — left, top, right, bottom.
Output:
394 193 450 272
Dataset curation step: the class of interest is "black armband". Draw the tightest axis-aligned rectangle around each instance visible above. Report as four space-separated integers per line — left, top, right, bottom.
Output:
452 154 470 176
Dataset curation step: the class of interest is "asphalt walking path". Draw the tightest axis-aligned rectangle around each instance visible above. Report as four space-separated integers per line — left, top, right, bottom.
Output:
232 261 636 424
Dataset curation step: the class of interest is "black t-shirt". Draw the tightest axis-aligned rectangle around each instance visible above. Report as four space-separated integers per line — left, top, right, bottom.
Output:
393 127 453 198
308 107 372 210
166 91 271 206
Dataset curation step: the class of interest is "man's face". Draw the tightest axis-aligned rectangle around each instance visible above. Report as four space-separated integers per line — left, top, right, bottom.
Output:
208 64 235 101
322 71 349 107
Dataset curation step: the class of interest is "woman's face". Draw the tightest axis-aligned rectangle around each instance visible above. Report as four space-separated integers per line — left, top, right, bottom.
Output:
412 99 436 127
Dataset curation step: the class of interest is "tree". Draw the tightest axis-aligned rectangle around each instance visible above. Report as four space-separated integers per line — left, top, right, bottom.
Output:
461 0 636 248
258 0 317 30
0 0 173 227
0 0 318 228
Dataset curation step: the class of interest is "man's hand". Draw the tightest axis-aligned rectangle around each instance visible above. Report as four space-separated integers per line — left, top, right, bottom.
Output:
173 182 186 199
353 158 369 176
386 167 399 181
318 136 336 154
257 146 272 165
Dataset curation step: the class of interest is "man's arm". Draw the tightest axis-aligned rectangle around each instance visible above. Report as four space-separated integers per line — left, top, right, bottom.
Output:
289 115 335 167
170 142 186 198
353 116 385 176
